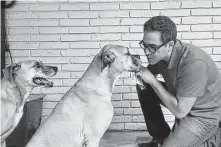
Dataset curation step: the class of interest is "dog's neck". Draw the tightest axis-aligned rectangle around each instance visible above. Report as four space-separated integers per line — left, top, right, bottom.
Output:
2 77 33 112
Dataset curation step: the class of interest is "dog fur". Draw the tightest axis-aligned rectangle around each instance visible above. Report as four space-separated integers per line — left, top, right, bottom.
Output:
1 60 58 147
26 45 141 147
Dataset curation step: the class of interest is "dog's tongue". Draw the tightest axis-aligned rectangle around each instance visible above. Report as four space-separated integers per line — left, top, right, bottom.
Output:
33 77 53 87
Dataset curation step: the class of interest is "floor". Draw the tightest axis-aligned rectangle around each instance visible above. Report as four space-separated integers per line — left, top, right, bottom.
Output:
100 131 152 147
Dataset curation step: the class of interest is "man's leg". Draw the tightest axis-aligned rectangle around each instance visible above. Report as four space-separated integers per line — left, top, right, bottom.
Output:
162 117 220 147
136 82 171 142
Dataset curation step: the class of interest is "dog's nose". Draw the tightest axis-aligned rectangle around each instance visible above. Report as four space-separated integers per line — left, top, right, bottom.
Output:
52 66 58 72
135 54 140 59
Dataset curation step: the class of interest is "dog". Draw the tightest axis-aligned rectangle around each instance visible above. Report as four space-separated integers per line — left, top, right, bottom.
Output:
25 44 142 147
1 60 58 147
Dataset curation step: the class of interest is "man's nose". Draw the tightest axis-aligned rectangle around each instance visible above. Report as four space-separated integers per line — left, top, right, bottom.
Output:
144 48 151 55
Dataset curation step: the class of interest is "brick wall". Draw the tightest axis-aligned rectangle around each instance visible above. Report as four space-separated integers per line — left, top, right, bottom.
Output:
5 0 221 131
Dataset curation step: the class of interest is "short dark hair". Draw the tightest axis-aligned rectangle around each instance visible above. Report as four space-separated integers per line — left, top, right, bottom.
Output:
143 16 177 44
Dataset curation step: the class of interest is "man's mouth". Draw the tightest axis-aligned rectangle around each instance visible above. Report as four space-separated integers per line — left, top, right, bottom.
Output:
33 77 54 87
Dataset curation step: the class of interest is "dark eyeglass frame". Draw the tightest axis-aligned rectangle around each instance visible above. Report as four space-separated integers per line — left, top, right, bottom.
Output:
139 40 168 53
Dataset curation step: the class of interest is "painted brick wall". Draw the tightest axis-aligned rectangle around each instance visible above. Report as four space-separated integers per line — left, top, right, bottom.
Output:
5 0 221 131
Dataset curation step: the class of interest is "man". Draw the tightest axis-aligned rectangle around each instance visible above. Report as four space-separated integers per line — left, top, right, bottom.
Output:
136 16 221 147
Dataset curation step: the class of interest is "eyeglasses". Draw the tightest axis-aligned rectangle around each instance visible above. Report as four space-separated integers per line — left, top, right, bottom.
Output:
139 40 168 53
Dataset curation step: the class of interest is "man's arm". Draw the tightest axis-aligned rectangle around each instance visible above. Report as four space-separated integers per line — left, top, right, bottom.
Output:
137 61 208 119
150 79 197 119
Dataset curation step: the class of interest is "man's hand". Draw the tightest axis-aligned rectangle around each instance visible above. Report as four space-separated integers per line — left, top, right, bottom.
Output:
136 66 156 85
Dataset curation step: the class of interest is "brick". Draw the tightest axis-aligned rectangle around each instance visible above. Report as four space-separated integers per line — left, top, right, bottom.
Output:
108 123 124 131
100 26 129 33
60 19 89 26
123 93 138 100
8 28 38 34
213 17 221 23
213 47 221 54
31 35 60 42
112 116 132 123
59 4 89 10
40 42 70 49
213 2 221 7
43 101 58 109
124 79 136 86
124 123 146 130
61 34 90 41
182 17 212 24
43 94 63 101
61 49 95 57
162 107 173 115
38 12 68 18
8 35 30 42
29 4 59 11
51 71 71 79
191 24 221 31
42 86 70 94
62 64 89 71
31 50 61 57
181 1 212 8
160 9 190 17
182 32 213 39
100 41 130 48
130 26 143 33
69 27 99 34
90 18 120 26
91 34 121 41
62 79 79 86
90 3 119 10
113 86 131 93
112 94 122 101
10 50 30 57
70 42 99 49
130 10 159 18
192 39 221 47
9 42 38 49
114 108 124 115
39 27 68 34
99 11 129 18
8 5 28 12
121 33 143 41
177 25 190 32
44 57 70 64
7 20 29 27
115 79 123 86
215 62 221 69
121 18 147 26
210 55 221 62
112 101 130 108
70 56 94 64
69 12 98 18
124 108 142 115
192 9 221 16
70 72 84 79
8 12 38 19
214 32 221 38
133 115 145 122
151 2 181 10
131 101 140 108
120 3 150 10
42 109 53 116
29 20 59 26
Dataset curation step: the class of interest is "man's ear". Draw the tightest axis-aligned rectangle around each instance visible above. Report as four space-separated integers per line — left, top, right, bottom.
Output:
101 50 116 67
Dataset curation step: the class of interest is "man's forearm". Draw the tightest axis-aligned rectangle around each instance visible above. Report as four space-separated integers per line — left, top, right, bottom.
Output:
149 78 184 119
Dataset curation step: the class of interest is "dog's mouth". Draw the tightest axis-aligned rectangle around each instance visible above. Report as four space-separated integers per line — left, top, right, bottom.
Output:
33 77 54 87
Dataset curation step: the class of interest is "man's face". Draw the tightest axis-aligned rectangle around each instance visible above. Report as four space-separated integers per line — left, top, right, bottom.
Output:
141 31 170 65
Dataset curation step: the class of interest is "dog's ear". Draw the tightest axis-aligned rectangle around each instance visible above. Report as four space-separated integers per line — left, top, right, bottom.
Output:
102 50 116 67
2 63 21 83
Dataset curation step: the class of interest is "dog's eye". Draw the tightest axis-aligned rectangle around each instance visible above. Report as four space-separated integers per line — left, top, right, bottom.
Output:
34 63 41 68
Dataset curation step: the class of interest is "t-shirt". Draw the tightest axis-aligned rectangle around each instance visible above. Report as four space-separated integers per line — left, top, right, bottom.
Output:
148 40 221 125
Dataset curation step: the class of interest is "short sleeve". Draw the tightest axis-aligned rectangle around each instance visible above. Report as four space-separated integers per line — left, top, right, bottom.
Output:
176 61 208 98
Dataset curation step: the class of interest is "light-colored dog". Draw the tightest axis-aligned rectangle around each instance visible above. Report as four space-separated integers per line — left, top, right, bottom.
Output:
1 60 58 147
26 45 142 147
